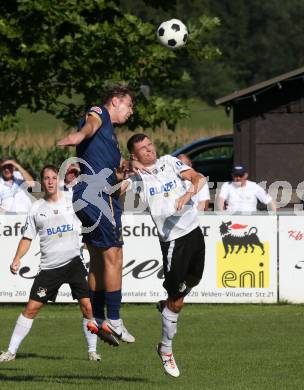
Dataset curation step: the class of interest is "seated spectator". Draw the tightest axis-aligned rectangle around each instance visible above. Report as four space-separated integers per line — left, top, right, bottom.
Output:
0 159 34 213
177 154 210 211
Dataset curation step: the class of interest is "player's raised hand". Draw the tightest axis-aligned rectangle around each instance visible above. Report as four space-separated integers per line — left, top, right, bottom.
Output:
175 192 192 211
129 160 151 174
10 258 21 275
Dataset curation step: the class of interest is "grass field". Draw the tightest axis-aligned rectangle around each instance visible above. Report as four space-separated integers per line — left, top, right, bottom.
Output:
0 304 304 390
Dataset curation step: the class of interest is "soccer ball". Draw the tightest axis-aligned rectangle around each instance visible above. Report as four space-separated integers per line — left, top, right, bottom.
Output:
157 19 188 49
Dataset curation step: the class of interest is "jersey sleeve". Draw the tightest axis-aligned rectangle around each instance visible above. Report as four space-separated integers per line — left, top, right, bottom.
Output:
86 106 103 123
166 156 191 177
22 207 37 240
255 185 272 204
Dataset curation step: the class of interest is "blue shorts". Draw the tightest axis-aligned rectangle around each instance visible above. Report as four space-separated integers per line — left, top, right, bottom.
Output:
73 190 123 248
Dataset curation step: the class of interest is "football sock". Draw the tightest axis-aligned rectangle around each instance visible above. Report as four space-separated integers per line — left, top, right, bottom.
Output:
82 318 98 353
90 290 105 322
105 290 121 320
161 306 179 354
8 313 33 354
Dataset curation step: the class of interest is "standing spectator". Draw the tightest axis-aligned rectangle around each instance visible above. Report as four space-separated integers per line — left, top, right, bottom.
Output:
0 165 100 362
0 159 34 213
217 165 276 213
177 154 210 211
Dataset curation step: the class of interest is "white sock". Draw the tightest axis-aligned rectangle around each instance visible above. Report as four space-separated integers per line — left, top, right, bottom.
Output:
82 318 97 353
8 313 33 354
107 319 121 326
161 306 179 354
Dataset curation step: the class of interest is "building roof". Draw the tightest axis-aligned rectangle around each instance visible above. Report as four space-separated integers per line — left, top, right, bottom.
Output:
215 66 304 106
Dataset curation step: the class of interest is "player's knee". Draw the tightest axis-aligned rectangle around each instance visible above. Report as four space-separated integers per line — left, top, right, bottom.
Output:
104 256 122 270
22 307 39 319
173 300 184 312
167 298 184 313
79 298 92 317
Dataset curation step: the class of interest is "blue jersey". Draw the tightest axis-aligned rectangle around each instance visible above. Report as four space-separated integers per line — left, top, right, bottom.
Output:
73 105 123 248
76 105 121 184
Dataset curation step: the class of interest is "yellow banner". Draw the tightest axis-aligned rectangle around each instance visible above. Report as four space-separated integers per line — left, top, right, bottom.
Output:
217 242 270 288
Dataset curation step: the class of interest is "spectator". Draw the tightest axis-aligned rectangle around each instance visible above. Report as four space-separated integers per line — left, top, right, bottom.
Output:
0 159 34 213
62 163 80 192
217 165 276 213
177 154 210 211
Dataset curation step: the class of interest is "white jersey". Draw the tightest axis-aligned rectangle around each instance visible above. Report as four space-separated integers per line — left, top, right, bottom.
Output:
185 178 210 208
23 196 81 270
219 180 272 213
127 155 199 242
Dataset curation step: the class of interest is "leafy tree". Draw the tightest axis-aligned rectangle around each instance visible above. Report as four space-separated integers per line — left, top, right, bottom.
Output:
0 0 219 130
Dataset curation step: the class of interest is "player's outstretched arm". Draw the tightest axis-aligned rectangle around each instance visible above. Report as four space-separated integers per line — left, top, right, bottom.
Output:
57 115 101 146
10 238 32 274
176 170 205 211
181 169 205 196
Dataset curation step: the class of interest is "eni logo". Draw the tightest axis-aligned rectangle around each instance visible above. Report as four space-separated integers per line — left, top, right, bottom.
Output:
217 221 269 288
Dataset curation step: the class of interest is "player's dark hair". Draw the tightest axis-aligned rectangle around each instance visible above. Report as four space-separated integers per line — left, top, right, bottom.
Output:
40 165 59 181
102 85 135 105
127 133 148 153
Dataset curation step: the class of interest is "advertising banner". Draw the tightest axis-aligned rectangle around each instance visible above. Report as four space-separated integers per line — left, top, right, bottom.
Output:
194 215 277 303
122 214 278 303
0 214 77 302
279 216 304 303
0 214 278 303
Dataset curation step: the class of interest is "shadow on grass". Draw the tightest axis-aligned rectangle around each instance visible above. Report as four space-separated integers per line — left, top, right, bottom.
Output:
17 353 64 360
0 373 148 383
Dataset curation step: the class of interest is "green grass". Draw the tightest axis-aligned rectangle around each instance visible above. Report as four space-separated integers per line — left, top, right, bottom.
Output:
177 98 232 132
0 304 304 389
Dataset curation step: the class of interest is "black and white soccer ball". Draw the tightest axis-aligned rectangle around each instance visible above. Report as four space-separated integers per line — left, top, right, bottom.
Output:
157 19 188 49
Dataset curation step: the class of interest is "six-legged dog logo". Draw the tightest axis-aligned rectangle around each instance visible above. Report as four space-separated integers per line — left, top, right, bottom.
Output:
219 221 265 259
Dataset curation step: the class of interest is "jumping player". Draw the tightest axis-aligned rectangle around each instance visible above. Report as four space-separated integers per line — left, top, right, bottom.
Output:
120 134 206 377
57 86 136 346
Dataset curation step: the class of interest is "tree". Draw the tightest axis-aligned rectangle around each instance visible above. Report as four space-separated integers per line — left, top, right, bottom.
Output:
0 0 219 130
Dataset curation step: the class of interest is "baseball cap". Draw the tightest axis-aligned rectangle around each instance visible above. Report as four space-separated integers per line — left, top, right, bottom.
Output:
231 165 247 176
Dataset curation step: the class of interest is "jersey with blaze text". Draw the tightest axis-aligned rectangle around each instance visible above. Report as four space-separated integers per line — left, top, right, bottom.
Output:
23 197 81 270
127 155 199 242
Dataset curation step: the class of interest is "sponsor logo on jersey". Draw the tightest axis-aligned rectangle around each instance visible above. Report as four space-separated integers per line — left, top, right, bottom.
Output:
149 180 177 196
90 106 102 114
46 224 74 236
175 160 184 167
